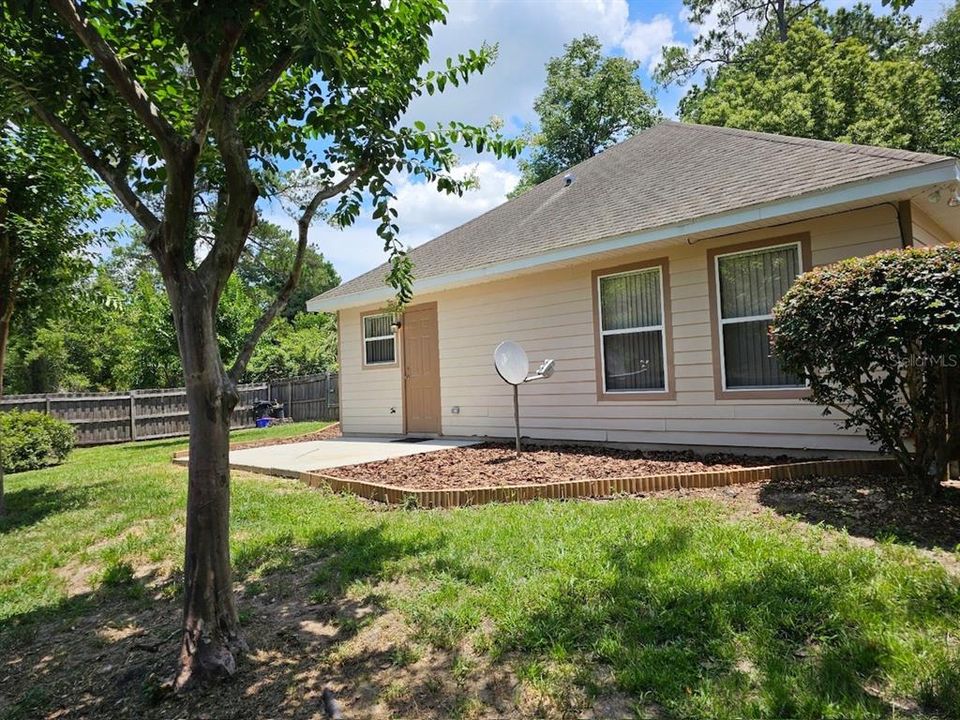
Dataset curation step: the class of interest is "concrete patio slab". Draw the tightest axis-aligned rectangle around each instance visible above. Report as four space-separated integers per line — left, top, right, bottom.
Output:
226 437 478 476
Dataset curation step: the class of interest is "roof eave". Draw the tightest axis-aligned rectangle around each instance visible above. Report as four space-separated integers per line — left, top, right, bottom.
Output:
307 158 959 313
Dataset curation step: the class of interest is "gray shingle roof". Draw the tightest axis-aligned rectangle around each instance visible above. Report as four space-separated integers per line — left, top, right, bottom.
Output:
315 121 952 304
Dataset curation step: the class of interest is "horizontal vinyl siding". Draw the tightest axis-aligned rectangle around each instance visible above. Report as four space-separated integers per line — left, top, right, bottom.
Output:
911 204 954 247
338 307 403 435
338 206 902 450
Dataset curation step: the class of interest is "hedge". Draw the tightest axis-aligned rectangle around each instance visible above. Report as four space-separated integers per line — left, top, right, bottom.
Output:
0 410 75 473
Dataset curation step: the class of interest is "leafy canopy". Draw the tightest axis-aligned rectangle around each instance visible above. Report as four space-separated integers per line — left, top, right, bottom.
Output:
0 121 106 346
656 0 915 85
0 0 520 311
510 35 658 197
677 13 946 153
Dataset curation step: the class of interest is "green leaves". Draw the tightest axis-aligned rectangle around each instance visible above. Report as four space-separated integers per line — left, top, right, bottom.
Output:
675 6 952 155
509 35 658 198
771 246 960 494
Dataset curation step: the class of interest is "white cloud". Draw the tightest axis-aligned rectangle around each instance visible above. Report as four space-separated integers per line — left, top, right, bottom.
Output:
405 0 638 133
621 13 676 71
266 161 519 283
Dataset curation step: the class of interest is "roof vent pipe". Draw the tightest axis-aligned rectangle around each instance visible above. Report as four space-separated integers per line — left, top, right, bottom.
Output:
564 174 575 187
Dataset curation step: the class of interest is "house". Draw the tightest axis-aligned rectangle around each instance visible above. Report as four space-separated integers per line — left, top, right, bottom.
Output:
308 122 959 454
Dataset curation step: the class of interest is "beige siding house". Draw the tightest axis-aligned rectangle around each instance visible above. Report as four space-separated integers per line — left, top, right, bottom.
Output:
309 122 960 454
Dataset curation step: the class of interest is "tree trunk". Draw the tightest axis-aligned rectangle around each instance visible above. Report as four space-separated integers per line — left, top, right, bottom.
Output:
172 279 246 690
0 313 8 517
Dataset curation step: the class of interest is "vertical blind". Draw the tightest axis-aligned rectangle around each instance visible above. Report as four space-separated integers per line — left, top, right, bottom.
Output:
599 268 666 391
717 244 802 388
363 313 396 365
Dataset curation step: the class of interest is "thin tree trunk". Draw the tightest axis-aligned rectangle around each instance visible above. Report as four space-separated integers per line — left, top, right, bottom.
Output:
172 280 245 690
0 313 8 517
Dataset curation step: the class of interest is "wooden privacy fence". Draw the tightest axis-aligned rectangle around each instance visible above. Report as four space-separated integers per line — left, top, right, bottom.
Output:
0 372 339 446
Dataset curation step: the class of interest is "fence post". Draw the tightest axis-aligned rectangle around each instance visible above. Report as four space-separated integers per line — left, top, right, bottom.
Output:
44 394 51 415
129 391 137 442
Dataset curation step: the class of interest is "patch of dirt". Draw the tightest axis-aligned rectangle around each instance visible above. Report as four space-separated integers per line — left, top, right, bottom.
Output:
230 422 342 452
328 442 805 490
757 474 960 553
4 555 634 719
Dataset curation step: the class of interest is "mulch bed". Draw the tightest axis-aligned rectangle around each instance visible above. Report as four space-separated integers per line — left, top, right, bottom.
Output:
328 442 805 490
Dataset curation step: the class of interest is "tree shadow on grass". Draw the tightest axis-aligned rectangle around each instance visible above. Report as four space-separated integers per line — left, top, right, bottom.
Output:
758 475 960 551
0 522 490 720
0 484 92 534
495 524 960 719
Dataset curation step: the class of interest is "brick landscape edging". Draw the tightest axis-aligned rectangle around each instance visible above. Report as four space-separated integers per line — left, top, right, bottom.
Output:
294 458 901 508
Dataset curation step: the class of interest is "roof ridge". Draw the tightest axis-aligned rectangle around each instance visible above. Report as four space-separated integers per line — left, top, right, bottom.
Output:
662 120 951 165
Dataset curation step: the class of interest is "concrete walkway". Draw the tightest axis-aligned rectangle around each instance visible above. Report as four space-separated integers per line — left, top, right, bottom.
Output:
228 437 477 476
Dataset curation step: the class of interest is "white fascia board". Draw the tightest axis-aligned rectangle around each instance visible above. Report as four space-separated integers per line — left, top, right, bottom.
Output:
307 159 959 313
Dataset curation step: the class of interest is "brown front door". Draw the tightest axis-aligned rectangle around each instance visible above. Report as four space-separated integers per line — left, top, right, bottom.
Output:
403 303 442 434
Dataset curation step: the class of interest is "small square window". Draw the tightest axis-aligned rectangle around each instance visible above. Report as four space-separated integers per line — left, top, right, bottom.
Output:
363 313 396 366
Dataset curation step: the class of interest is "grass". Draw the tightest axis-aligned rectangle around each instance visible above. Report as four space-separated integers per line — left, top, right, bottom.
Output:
1 421 959 719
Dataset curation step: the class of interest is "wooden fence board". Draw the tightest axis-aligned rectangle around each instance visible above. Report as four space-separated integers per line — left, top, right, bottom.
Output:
0 374 339 446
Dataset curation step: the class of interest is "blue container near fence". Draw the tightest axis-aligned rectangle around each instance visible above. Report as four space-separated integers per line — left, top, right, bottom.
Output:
255 417 271 429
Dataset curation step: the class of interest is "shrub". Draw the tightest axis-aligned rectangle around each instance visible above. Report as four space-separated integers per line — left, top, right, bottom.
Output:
771 246 960 497
0 410 75 473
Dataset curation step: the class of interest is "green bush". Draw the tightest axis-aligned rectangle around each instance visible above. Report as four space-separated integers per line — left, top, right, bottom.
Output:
771 246 960 497
0 410 75 473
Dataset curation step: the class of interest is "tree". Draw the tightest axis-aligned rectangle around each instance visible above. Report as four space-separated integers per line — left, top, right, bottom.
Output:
0 119 103 515
771 247 960 498
657 0 914 85
0 0 519 687
236 221 339 319
926 1 960 156
509 35 658 197
676 15 946 153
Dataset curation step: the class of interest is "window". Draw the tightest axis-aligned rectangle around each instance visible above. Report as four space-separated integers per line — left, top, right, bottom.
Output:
363 313 396 366
597 265 668 393
714 241 804 390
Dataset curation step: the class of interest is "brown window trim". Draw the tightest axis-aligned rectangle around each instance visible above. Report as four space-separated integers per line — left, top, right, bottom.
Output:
592 257 676 402
360 309 399 370
706 233 812 401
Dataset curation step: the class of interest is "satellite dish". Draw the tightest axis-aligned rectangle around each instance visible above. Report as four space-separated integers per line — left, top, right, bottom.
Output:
494 341 529 386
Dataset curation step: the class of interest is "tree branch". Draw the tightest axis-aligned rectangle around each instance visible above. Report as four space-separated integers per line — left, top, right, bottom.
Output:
190 25 243 152
196 100 259 301
227 167 365 381
9 77 160 231
237 46 298 108
48 0 182 157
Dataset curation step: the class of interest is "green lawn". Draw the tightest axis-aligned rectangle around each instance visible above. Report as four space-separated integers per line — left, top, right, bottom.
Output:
1 422 958 719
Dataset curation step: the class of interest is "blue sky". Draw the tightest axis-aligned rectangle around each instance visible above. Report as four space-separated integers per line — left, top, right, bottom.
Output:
102 0 950 283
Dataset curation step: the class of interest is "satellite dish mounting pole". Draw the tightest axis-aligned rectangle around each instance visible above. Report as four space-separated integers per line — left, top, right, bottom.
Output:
493 341 555 459
513 384 521 456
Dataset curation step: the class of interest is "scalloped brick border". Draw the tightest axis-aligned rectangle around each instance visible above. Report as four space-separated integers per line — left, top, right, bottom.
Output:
294 457 900 508
172 444 900 508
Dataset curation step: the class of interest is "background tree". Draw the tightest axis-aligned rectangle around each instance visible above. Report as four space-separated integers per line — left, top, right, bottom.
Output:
656 0 915 85
0 119 104 515
0 0 518 686
676 14 946 153
926 1 960 156
509 35 659 197
236 220 339 319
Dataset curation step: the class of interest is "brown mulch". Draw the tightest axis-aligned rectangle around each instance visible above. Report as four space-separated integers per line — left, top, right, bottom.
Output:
327 442 805 490
230 422 342 451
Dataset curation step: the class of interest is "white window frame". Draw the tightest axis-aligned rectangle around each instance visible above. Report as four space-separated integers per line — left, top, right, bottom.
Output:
362 312 397 367
714 240 805 391
597 266 669 395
